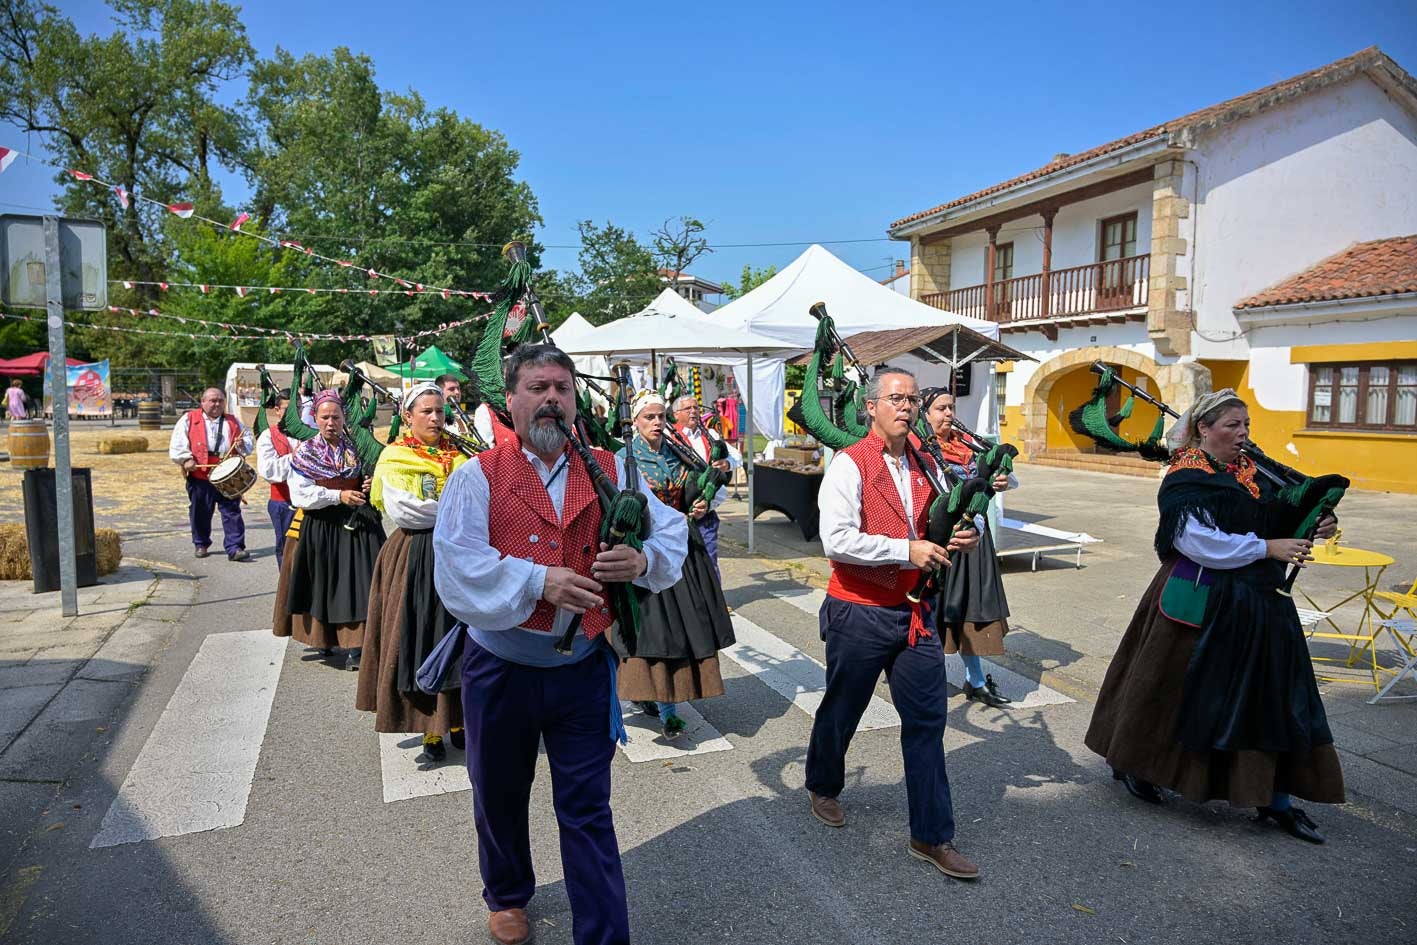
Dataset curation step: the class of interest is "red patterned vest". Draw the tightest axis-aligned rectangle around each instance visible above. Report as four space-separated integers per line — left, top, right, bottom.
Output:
480 442 620 639
826 432 935 638
268 426 293 503
186 409 242 481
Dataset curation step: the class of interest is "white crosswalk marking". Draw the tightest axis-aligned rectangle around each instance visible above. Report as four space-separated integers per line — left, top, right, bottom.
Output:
765 585 1073 709
617 701 734 762
722 614 902 731
91 630 287 848
377 733 470 803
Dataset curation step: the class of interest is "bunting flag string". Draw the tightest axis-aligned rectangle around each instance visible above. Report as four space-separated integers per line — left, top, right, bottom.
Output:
97 300 497 344
0 144 497 299
111 279 493 301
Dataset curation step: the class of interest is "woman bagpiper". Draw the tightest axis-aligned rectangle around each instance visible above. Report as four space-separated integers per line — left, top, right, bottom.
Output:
1085 390 1343 843
921 387 1016 708
356 383 469 764
273 389 386 670
616 390 735 739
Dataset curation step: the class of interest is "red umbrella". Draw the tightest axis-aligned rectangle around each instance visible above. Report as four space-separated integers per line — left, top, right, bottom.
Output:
0 351 85 377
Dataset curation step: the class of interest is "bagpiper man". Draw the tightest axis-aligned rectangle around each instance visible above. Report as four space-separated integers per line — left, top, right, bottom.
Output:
254 387 296 567
168 387 253 561
671 392 736 575
434 345 686 945
805 367 983 880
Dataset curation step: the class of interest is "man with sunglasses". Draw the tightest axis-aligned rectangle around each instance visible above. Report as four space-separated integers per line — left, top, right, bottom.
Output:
805 367 983 881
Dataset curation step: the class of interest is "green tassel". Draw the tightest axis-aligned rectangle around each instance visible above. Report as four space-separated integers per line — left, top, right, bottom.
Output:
799 315 861 449
1117 394 1135 420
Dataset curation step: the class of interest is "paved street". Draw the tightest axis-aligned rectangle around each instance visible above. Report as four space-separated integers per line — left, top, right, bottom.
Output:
1 458 1415 945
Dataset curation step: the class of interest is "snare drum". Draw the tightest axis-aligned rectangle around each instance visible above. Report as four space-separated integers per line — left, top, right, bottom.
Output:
210 455 258 500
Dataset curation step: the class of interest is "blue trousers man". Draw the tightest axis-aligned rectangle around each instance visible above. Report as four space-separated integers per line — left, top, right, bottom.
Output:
697 509 721 579
806 596 957 848
460 638 630 945
267 499 295 567
185 476 246 558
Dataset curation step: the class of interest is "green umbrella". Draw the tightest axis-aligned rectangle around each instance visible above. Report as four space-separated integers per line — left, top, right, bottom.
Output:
389 344 466 380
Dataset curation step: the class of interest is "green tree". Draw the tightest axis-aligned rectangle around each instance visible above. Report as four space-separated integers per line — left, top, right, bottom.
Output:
0 0 255 292
651 216 710 283
724 262 777 299
571 220 659 325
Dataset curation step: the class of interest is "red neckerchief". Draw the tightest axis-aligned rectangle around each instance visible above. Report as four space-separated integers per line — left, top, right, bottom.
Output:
396 433 461 476
936 431 973 467
1168 447 1260 499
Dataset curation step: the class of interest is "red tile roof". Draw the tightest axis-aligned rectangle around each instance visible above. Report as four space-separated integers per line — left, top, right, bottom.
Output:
1234 235 1417 310
890 47 1411 232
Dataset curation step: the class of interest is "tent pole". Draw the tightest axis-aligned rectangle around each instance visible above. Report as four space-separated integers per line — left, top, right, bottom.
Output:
745 353 755 555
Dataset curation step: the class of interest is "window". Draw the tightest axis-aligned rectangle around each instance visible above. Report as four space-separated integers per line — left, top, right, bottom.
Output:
990 242 1014 283
1099 213 1138 261
1308 361 1417 431
995 374 1008 427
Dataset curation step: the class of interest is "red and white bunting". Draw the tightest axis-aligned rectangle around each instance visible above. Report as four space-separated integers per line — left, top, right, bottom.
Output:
229 212 250 231
268 287 280 295
114 185 129 208
159 282 169 291
0 147 17 173
199 284 210 294
395 278 410 288
441 289 450 300
235 286 248 297
415 284 424 292
69 170 94 181
367 269 379 280
338 260 353 268
167 203 195 218
122 281 133 290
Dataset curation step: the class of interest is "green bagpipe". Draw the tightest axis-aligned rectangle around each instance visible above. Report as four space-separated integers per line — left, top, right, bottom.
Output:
792 302 995 604
1067 360 1348 596
663 421 732 508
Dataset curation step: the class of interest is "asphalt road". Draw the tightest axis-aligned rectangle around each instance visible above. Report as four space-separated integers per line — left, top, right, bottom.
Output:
2 478 1415 945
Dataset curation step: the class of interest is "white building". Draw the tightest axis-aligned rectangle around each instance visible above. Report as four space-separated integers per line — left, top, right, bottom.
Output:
888 46 1417 493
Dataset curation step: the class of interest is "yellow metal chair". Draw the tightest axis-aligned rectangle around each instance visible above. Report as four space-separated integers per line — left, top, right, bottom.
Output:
1373 575 1417 658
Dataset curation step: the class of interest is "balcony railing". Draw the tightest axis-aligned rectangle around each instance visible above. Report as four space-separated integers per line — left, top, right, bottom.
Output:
922 254 1149 324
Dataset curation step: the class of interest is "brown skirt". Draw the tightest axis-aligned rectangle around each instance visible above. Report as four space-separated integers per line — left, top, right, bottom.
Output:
941 618 1009 656
271 533 365 650
1084 563 1345 808
355 529 462 734
618 655 725 703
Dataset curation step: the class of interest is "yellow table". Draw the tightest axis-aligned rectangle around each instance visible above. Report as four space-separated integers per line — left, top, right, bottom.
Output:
1301 543 1409 693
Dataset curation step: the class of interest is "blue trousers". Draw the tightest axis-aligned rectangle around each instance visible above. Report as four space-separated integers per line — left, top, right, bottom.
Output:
267 499 295 567
460 638 629 945
806 595 956 845
698 510 721 579
185 476 246 555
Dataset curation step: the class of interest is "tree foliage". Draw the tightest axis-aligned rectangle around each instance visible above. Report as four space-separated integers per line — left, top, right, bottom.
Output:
570 220 660 326
724 262 777 299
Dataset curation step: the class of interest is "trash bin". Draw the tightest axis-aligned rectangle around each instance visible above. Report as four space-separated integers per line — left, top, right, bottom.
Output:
22 467 98 593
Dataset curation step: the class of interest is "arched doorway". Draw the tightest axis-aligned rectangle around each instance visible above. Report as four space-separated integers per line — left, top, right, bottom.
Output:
1020 346 1210 460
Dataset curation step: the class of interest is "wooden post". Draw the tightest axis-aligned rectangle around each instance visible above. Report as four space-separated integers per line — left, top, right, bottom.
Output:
1040 207 1056 318
984 226 1000 320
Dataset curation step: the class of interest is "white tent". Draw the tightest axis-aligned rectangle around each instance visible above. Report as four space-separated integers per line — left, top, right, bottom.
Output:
709 244 999 439
551 312 611 408
558 302 793 553
224 361 338 428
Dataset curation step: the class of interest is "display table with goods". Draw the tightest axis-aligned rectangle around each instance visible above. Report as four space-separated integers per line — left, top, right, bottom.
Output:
752 458 824 541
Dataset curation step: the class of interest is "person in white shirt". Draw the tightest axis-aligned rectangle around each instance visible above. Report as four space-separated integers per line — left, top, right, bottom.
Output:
254 388 296 567
433 345 686 945
805 367 982 882
168 387 254 561
671 393 737 576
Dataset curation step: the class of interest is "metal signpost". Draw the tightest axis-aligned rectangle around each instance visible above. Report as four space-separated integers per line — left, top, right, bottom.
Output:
0 214 107 617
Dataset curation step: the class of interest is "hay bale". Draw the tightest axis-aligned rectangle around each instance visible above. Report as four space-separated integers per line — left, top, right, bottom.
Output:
0 523 124 579
98 435 149 455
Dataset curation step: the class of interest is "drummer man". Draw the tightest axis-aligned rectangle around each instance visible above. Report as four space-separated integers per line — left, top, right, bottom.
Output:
168 387 254 561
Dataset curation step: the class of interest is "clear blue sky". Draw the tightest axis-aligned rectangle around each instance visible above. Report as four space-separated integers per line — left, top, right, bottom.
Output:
3 0 1415 288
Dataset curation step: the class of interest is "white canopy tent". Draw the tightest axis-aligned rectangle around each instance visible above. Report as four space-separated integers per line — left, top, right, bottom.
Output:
557 302 793 553
551 312 611 409
709 244 1000 440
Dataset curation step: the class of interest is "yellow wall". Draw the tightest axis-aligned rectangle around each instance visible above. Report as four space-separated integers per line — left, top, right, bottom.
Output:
1043 363 1162 451
1202 358 1417 494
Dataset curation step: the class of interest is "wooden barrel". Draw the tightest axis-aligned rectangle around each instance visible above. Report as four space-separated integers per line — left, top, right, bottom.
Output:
7 418 50 469
137 401 162 430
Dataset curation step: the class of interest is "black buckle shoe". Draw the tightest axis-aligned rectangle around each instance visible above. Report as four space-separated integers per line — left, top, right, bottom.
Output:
1256 805 1324 844
1112 768 1164 804
965 675 1013 707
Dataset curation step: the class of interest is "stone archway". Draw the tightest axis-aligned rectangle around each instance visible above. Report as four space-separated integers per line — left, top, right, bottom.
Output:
1020 346 1211 458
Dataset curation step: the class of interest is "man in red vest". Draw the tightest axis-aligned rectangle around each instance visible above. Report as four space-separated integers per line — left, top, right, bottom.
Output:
806 367 983 881
433 345 687 945
254 388 296 566
168 387 253 561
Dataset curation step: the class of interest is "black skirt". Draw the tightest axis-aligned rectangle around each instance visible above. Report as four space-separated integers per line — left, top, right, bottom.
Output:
619 522 734 661
937 523 1010 625
286 503 386 626
396 528 459 694
1175 559 1334 755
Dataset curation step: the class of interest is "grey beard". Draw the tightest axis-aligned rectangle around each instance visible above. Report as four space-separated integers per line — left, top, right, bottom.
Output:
527 421 566 454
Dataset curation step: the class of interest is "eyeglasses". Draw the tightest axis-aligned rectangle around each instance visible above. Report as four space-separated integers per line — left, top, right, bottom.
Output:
872 393 922 408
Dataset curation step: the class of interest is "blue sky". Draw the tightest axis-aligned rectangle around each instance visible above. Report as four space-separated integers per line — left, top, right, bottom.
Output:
3 0 1415 289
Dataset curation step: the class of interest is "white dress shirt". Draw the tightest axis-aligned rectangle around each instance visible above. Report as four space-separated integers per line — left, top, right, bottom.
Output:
381 484 438 531
433 447 688 667
472 404 497 448
254 430 291 486
168 411 254 465
818 448 920 567
288 470 344 510
1174 515 1268 569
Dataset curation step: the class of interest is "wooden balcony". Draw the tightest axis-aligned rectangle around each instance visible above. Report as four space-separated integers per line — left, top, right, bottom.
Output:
922 254 1150 330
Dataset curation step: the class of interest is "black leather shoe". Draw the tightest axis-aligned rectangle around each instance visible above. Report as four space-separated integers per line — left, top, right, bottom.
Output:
637 701 660 718
419 739 446 763
227 549 252 562
449 728 465 751
1256 805 1324 844
964 675 1013 707
1113 768 1164 804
